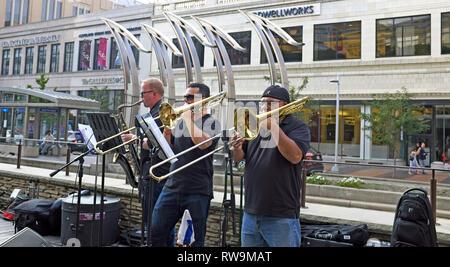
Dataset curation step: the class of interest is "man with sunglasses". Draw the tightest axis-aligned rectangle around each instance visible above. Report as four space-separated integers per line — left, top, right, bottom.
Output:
121 78 174 245
151 83 221 247
232 84 310 247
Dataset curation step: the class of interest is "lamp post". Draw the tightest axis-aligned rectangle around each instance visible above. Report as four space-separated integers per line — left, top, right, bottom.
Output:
330 75 340 172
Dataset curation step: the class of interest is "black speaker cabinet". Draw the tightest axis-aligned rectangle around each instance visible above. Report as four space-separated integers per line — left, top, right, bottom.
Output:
0 227 53 247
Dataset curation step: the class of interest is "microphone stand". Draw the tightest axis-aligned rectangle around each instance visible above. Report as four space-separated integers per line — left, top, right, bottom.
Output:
221 130 236 247
50 147 93 243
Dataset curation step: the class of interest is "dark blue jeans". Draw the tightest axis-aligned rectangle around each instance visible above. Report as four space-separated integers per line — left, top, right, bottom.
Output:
151 188 211 247
142 178 175 246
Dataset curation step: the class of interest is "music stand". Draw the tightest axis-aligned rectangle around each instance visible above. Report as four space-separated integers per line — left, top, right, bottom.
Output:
87 112 124 247
135 113 178 247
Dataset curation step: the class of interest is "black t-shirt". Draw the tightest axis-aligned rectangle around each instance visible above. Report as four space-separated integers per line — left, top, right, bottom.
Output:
242 115 310 218
141 99 170 179
163 114 221 198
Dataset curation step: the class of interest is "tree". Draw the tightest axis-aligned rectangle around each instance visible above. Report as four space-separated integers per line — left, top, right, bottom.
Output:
87 86 113 112
35 73 49 90
360 87 429 176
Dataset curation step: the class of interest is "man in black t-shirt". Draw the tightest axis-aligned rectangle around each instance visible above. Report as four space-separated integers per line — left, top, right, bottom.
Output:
232 85 310 247
150 83 221 247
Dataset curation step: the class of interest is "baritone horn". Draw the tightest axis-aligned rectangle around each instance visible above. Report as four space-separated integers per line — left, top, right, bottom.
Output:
149 96 310 181
93 91 227 155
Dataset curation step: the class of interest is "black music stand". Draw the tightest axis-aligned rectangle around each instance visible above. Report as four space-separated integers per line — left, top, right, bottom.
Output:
135 113 177 247
220 129 236 247
87 112 125 247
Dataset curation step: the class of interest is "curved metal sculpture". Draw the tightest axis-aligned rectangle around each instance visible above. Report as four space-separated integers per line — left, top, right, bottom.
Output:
141 23 182 105
102 18 151 127
239 10 305 88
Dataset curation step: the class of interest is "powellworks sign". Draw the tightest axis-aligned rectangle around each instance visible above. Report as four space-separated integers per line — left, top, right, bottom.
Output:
254 3 321 19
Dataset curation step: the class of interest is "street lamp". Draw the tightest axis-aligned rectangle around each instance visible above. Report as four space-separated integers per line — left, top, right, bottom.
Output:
329 75 340 172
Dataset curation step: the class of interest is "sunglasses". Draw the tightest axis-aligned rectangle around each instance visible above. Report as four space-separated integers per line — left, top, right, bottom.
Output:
140 91 154 97
184 94 195 101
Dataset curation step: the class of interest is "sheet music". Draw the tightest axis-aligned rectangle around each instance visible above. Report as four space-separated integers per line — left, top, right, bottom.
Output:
138 114 178 164
78 123 97 152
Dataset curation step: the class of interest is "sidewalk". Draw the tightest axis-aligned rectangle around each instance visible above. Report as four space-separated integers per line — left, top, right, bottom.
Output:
2 161 450 246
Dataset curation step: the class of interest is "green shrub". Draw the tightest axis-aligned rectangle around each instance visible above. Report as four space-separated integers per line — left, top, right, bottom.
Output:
337 177 364 188
306 174 331 185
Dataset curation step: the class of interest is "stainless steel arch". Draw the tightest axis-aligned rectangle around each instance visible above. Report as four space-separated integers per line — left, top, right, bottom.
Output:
163 11 215 87
102 18 151 127
141 23 182 105
239 10 305 89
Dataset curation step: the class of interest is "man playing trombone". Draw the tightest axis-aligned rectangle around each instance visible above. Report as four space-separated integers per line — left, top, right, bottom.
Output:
232 85 311 247
122 78 174 245
151 83 221 247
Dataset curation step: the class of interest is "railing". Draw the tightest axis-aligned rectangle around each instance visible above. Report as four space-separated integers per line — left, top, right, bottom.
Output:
301 159 450 224
0 137 81 176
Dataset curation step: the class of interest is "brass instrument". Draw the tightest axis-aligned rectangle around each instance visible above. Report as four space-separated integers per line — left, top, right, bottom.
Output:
112 100 143 188
234 96 310 141
93 91 227 156
149 96 309 181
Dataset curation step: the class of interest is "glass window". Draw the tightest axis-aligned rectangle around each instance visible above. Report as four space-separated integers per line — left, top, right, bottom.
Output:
376 15 431 57
37 45 47 73
5 0 12 27
314 21 361 61
49 44 60 73
48 0 55 20
442 13 450 54
13 48 22 75
172 37 205 69
72 6 78 17
24 47 34 74
78 89 124 111
63 42 74 72
93 38 107 70
131 34 140 68
13 0 21 26
22 0 29 24
78 40 91 71
224 31 251 65
110 38 121 69
2 49 11 76
261 26 303 63
79 8 84 15
55 1 62 19
41 0 48 21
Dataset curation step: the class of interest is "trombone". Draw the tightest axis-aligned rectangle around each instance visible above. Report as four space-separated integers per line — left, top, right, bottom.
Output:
93 91 227 155
234 96 310 141
149 96 310 181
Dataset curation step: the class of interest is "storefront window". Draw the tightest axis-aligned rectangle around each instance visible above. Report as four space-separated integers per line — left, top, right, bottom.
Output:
260 26 303 63
27 108 36 139
0 108 12 143
49 44 60 73
317 104 361 157
37 45 47 73
376 15 431 57
39 108 58 139
78 40 91 71
13 48 22 75
63 42 74 72
314 21 361 61
24 47 34 74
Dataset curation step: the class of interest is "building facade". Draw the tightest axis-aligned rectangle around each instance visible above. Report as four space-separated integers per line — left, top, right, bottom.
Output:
0 0 129 28
0 4 153 138
1 0 450 164
148 0 450 164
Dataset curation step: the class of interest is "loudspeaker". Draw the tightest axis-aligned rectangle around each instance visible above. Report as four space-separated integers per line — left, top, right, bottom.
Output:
0 227 53 247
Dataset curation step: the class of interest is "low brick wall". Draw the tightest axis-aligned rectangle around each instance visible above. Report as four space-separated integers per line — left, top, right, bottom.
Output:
0 171 242 247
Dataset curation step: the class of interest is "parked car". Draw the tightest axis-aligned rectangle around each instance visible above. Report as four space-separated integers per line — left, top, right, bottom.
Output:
304 147 324 175
67 131 88 154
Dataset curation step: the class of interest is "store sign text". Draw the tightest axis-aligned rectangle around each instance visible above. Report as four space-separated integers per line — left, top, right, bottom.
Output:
1 35 60 48
82 77 124 86
254 3 320 19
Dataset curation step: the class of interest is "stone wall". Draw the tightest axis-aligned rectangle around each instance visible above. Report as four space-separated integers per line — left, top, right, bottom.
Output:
0 172 242 247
